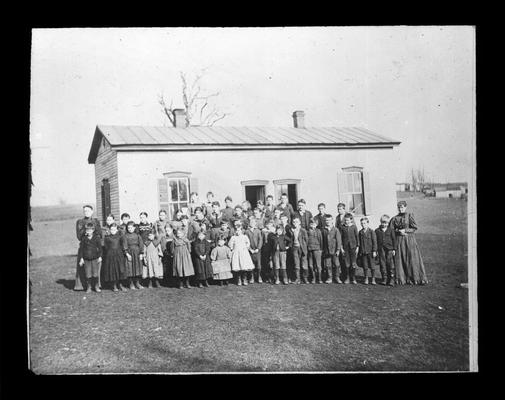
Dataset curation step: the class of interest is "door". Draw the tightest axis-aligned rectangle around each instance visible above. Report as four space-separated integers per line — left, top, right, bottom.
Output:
244 185 266 208
287 184 298 209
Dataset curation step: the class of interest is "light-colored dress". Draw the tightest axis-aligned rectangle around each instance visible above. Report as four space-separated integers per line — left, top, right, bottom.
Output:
143 239 164 279
210 245 233 280
228 234 254 271
171 237 195 277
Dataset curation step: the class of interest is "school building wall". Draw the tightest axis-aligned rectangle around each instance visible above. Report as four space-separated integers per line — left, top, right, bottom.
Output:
94 138 120 223
436 189 462 198
115 147 399 228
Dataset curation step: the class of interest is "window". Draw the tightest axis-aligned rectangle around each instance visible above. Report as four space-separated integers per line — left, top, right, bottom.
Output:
273 179 300 209
158 173 192 219
101 179 111 224
337 167 371 216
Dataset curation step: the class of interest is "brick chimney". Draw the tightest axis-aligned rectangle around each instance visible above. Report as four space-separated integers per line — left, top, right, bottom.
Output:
173 109 187 128
292 110 305 128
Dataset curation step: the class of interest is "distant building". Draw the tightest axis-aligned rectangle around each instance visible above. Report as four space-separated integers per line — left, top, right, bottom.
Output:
396 182 410 192
433 183 467 198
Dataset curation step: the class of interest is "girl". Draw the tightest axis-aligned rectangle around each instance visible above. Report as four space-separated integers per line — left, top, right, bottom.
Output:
228 224 254 285
102 223 127 292
171 228 195 289
155 209 174 280
123 221 144 289
192 230 213 287
242 200 253 219
389 201 428 285
142 229 164 288
210 235 233 285
179 215 190 240
102 214 116 238
137 212 153 243
171 209 184 232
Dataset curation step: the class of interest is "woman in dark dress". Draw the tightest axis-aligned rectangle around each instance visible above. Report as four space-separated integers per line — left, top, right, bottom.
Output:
389 201 428 285
124 221 145 289
102 223 128 291
192 230 213 287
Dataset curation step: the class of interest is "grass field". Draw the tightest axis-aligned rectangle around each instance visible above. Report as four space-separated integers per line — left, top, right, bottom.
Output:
28 196 469 373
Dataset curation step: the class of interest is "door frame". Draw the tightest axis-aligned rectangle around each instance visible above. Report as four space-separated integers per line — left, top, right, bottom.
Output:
241 180 269 204
273 179 301 207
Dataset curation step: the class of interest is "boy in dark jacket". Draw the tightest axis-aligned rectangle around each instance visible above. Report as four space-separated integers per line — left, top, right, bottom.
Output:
340 213 359 284
78 222 103 293
261 221 276 283
307 218 323 283
358 217 378 285
375 214 396 286
288 217 308 284
268 225 292 285
320 215 343 284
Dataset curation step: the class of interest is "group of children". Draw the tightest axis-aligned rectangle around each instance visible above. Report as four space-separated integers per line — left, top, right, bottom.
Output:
75 191 428 293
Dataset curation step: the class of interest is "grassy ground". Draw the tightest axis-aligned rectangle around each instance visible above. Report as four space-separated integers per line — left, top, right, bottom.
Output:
28 197 469 373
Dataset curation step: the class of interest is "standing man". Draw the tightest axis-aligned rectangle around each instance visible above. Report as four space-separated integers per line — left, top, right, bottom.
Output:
293 199 313 231
74 205 102 291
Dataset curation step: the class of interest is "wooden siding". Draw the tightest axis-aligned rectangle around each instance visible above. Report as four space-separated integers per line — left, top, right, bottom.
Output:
94 137 119 224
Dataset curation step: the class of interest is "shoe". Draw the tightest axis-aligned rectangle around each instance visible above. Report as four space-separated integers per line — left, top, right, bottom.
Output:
129 282 136 290
243 280 248 286
198 282 203 288
344 279 350 284
336 278 343 284
147 281 153 289
178 281 183 289
237 280 242 286
352 279 357 284
119 284 128 291
113 287 119 292
86 286 92 293
363 278 369 285
325 279 332 284
135 282 144 289
275 280 280 285
294 279 301 285
302 278 308 284
185 283 192 289
95 286 101 293
249 278 254 284
388 280 395 287
258 276 263 284
371 278 376 285
203 281 209 287
153 279 160 288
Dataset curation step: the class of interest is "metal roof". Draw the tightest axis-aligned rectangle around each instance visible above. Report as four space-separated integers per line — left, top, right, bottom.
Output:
88 125 400 163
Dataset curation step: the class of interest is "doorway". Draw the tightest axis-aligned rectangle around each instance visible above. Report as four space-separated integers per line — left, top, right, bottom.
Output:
245 185 266 208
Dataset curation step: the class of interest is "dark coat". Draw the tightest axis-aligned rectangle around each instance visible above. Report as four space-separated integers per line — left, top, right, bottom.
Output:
264 204 276 221
320 226 342 256
245 227 263 251
221 206 235 222
75 217 102 241
268 233 292 255
389 212 418 234
276 203 295 222
307 228 323 251
78 234 103 260
136 222 154 244
340 224 359 250
287 226 308 255
210 227 232 246
335 213 346 231
358 228 377 255
293 210 313 230
314 212 329 230
375 226 396 251
207 211 224 228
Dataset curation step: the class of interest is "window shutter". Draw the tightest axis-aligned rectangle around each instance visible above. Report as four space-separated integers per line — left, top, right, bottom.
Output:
337 172 347 203
362 171 372 215
189 177 199 196
103 180 111 217
157 178 170 215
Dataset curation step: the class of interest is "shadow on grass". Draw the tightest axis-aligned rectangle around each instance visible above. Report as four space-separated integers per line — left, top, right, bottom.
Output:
56 279 76 290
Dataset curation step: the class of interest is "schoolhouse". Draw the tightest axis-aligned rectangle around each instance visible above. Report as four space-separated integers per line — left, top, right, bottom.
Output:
88 110 401 228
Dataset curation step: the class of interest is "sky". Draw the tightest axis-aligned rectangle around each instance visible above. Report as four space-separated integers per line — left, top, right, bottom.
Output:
30 26 475 206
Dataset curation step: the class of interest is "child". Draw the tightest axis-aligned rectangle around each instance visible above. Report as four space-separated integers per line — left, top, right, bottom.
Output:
245 217 263 283
358 217 378 285
389 201 428 285
261 221 276 283
268 225 292 285
242 200 253 219
264 195 276 221
335 203 347 231
208 201 223 228
102 214 116 239
256 199 266 216
277 193 295 223
270 208 282 228
252 208 265 230
320 215 343 284
137 212 153 243
142 230 164 288
228 224 254 285
340 213 359 284
307 218 323 283
74 205 102 291
192 230 213 288
210 235 233 286
102 223 127 292
123 221 144 289
203 191 215 218
188 192 203 217
211 219 232 247
221 195 235 223
171 228 195 289
179 215 190 239
288 217 309 284
78 222 103 293
119 213 131 235
314 203 328 229
171 209 184 232
231 205 249 230
293 199 313 231
154 209 173 281
375 215 396 286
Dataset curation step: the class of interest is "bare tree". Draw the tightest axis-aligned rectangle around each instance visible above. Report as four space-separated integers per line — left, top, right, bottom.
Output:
159 71 228 127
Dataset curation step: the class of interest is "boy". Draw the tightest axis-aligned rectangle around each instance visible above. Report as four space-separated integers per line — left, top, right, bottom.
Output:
335 203 347 231
211 220 232 247
251 208 265 230
119 213 131 235
289 217 308 284
203 191 215 218
340 213 359 284
293 199 313 230
320 215 343 283
358 217 377 285
245 218 263 283
261 221 276 283
78 222 103 293
242 200 253 219
188 207 207 241
221 195 235 223
268 225 292 284
256 199 266 215
231 205 249 230
314 203 329 229
208 201 223 228
307 218 323 283
74 205 102 291
375 215 396 286
188 192 203 217
264 195 276 221
270 208 283 228
277 193 295 223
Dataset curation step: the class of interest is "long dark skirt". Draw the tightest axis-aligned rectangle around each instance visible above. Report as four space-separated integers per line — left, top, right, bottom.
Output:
395 234 428 284
102 248 126 282
193 256 213 280
125 247 143 278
